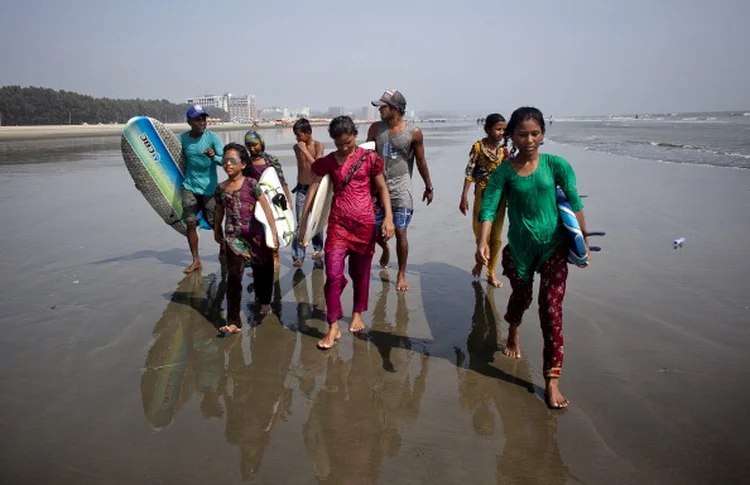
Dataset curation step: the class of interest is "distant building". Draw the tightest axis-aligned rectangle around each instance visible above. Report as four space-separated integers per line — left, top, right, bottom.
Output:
259 106 285 120
327 106 345 117
186 94 224 110
224 94 257 122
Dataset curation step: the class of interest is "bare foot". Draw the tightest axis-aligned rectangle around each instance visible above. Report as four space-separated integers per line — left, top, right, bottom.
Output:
379 246 390 269
396 272 410 292
471 263 483 278
183 261 202 274
503 325 522 358
349 314 366 333
219 324 242 334
487 274 504 288
545 378 569 409
312 251 322 261
260 304 271 316
317 323 342 350
293 260 303 268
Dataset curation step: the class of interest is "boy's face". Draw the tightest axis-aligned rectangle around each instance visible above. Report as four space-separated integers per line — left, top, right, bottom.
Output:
294 130 311 143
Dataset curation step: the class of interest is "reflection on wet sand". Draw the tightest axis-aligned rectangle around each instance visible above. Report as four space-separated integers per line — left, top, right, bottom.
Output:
303 277 429 483
456 282 573 484
141 272 225 429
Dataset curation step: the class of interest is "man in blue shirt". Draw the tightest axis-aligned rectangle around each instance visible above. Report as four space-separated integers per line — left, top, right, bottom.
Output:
180 105 224 273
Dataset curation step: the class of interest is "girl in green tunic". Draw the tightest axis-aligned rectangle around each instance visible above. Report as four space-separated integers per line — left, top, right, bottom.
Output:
475 107 590 409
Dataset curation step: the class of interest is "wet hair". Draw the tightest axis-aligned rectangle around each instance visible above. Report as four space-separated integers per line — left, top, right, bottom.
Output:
483 113 506 133
506 107 545 136
223 142 250 166
293 118 312 134
328 116 358 139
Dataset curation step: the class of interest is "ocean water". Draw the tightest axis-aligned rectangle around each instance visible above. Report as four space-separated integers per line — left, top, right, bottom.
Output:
546 110 750 170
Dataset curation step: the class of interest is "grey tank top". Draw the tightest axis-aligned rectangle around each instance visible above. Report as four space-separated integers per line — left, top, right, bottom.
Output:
375 121 417 209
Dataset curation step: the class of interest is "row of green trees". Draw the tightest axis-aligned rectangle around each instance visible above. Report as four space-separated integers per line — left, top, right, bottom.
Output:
0 86 229 126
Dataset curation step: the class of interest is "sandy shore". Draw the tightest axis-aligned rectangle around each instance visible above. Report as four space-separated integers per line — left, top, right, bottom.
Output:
0 125 748 484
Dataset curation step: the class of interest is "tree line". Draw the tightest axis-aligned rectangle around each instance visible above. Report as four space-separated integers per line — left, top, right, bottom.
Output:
0 86 229 126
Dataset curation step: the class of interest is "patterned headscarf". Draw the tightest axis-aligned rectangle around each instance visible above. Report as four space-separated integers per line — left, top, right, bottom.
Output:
244 130 265 152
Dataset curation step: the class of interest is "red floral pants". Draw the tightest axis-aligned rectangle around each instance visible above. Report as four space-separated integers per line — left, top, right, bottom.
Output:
501 245 568 378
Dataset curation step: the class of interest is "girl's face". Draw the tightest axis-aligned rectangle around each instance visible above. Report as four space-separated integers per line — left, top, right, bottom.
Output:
486 121 506 143
222 149 245 176
246 142 263 156
510 118 544 156
333 132 357 154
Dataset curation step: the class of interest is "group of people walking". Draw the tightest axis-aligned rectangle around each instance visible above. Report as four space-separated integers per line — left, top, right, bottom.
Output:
175 90 590 409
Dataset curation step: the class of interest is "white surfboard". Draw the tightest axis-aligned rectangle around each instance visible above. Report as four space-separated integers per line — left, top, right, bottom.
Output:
302 141 375 245
255 167 295 248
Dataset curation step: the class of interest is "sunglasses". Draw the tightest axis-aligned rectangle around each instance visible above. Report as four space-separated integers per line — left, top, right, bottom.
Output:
222 157 242 165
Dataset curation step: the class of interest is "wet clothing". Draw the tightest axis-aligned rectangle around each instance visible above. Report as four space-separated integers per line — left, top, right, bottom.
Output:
292 185 323 262
479 154 583 283
311 148 384 256
502 245 567 378
464 140 509 189
181 188 216 227
180 130 224 195
311 147 384 324
374 121 418 210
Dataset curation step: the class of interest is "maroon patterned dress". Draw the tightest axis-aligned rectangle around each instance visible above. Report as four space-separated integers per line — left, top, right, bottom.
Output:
214 177 271 264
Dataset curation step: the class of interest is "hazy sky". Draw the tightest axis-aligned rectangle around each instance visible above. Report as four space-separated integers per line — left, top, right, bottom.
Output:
1 0 748 116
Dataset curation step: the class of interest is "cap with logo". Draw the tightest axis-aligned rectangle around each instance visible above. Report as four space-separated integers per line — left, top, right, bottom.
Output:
186 105 209 120
371 90 407 111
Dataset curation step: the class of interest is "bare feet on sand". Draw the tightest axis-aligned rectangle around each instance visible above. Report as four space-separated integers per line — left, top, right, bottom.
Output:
396 272 410 292
471 262 483 278
349 313 366 333
379 246 390 269
545 378 569 409
317 323 342 350
487 274 504 288
183 261 202 274
219 323 242 334
503 324 522 358
312 251 322 261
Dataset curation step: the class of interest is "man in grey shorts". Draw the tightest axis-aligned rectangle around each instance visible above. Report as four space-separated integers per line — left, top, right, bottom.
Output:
180 105 224 273
367 90 434 291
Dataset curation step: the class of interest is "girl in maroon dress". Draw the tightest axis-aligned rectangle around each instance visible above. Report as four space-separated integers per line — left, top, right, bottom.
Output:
214 143 279 334
298 116 395 349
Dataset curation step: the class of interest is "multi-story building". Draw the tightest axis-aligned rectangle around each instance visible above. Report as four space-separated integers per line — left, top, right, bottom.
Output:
223 94 258 122
186 94 224 110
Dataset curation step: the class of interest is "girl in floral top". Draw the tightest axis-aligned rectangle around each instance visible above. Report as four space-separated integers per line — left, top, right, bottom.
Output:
459 113 508 287
214 143 279 334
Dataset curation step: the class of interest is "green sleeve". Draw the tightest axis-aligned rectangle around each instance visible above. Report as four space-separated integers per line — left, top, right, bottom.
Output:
478 164 505 222
551 155 583 212
211 132 224 166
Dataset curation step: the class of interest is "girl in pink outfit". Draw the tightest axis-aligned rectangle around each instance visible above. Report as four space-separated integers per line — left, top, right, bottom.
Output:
299 116 395 349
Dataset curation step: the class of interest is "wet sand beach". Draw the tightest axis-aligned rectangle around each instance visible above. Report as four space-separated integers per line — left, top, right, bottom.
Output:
0 123 749 484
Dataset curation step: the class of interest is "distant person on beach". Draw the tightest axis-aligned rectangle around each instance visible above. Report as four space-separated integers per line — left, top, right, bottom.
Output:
459 113 509 288
367 89 434 291
243 130 292 270
475 107 590 409
290 118 325 267
180 105 225 274
214 143 278 333
298 116 394 349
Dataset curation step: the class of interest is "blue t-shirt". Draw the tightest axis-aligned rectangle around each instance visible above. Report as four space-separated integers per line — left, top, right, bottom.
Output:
180 130 224 195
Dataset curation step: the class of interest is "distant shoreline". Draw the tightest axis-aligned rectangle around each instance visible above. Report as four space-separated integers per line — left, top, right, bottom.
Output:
0 120 340 142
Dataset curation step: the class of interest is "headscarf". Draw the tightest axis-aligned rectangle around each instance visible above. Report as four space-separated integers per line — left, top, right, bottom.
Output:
243 130 278 179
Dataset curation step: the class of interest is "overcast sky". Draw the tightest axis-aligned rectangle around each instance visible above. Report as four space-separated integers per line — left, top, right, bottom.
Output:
1 0 748 116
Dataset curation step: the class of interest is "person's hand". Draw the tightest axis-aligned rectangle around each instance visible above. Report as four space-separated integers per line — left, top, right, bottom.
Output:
298 229 308 247
576 242 591 268
203 148 215 158
475 242 490 266
214 231 224 245
459 196 469 215
382 218 395 240
297 141 309 153
423 187 434 205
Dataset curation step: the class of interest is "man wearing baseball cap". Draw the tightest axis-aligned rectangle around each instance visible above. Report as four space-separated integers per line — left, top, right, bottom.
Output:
367 90 434 292
180 105 225 274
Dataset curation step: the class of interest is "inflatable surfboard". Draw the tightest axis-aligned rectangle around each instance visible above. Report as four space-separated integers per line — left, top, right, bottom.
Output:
556 186 588 265
255 166 295 248
302 141 375 245
121 116 210 236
